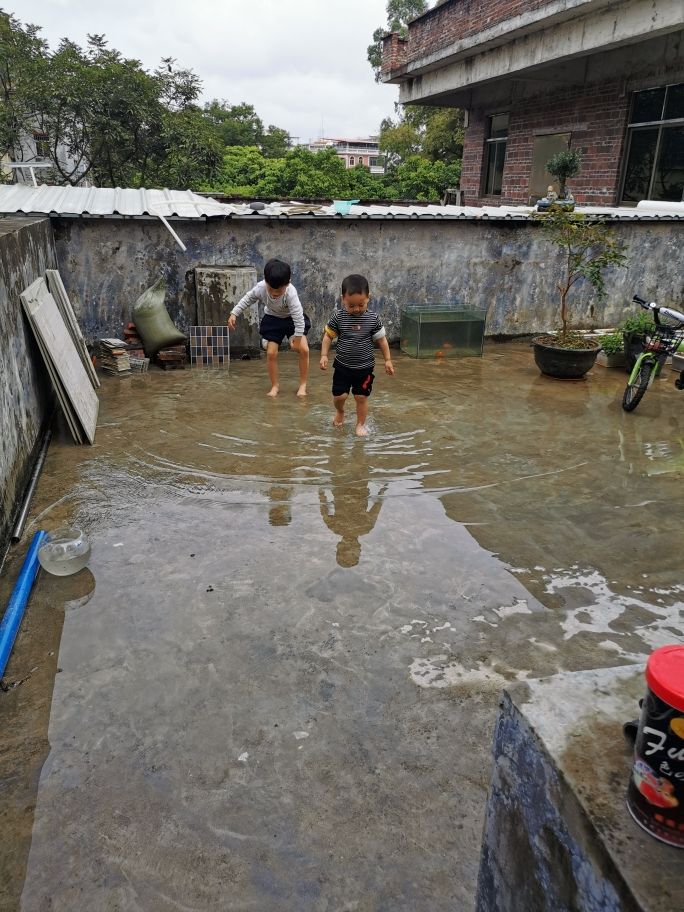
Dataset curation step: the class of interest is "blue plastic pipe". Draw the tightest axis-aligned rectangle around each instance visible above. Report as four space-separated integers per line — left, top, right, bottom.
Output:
0 530 47 678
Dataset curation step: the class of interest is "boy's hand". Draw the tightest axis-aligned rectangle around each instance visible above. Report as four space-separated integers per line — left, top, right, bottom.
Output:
227 314 237 331
384 359 395 376
290 336 302 352
320 355 329 370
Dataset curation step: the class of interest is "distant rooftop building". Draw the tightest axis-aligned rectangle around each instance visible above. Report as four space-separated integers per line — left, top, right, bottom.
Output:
307 137 385 175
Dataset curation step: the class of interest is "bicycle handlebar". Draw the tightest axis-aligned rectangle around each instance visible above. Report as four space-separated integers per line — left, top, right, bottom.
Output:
631 294 684 326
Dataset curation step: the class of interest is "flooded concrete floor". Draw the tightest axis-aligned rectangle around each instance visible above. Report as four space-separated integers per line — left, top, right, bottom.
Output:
1 343 683 911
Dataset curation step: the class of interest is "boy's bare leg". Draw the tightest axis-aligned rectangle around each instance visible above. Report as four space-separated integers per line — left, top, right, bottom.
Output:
296 336 309 397
354 394 369 436
266 341 279 396
332 393 347 427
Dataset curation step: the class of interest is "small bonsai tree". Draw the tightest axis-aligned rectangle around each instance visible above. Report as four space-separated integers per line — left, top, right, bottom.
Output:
546 149 581 200
536 207 628 347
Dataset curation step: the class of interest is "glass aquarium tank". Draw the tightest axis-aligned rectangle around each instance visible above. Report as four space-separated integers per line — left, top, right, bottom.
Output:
400 304 488 359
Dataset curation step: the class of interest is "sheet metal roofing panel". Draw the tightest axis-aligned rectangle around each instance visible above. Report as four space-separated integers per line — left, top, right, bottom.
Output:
1 184 681 220
0 184 237 218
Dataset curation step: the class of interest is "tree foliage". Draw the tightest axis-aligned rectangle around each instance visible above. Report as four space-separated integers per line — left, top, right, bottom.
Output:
0 11 222 188
201 100 291 158
536 208 628 337
204 144 460 202
380 105 464 167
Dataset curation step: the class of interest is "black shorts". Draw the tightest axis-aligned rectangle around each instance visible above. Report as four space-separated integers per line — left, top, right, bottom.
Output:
332 360 375 397
260 313 311 344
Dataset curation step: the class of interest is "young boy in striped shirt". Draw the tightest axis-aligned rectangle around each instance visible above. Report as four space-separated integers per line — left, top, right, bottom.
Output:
319 274 394 436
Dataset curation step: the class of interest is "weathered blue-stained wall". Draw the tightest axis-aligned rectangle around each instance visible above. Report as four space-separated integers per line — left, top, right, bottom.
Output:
51 217 683 344
0 218 55 557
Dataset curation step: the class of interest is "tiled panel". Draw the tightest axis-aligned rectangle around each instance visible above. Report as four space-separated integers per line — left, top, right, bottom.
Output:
189 326 230 366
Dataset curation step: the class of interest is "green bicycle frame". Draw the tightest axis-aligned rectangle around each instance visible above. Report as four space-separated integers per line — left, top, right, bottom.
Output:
627 338 684 386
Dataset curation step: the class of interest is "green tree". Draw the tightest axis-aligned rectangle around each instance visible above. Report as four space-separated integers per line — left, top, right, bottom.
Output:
367 0 428 81
385 155 461 201
212 145 268 194
258 148 353 199
0 11 49 173
261 125 290 159
379 117 422 167
381 105 464 165
0 14 221 188
146 108 223 189
203 100 264 147
202 100 290 158
422 108 464 163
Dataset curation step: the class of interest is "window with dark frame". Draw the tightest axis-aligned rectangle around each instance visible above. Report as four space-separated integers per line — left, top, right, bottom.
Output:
483 113 509 196
621 83 684 204
33 131 50 160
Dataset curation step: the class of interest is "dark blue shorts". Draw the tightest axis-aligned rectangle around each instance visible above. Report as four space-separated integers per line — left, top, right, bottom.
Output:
260 313 311 344
332 360 375 397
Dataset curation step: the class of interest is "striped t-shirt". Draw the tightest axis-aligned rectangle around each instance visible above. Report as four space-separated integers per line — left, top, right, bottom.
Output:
324 308 386 371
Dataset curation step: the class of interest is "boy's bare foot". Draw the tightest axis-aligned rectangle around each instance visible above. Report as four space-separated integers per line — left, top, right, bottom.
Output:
267 386 279 397
355 424 369 437
296 384 307 397
333 411 345 427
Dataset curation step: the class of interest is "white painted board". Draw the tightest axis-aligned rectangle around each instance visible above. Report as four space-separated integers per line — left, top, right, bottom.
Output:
21 277 99 445
33 329 83 444
45 269 100 389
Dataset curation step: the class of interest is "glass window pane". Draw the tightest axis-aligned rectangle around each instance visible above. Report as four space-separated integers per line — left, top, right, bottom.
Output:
489 114 509 139
631 87 666 124
621 128 658 202
529 132 571 198
652 126 684 202
664 83 684 121
485 142 505 195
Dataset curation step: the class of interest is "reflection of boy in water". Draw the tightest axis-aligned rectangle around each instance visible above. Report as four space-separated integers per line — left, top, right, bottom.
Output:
268 486 292 527
319 480 387 568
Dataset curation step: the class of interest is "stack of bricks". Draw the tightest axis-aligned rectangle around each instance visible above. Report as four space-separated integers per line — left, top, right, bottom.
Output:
155 344 187 370
123 322 145 360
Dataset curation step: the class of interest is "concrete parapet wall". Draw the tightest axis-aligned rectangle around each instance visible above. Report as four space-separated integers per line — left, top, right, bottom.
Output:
52 217 682 345
0 218 55 557
476 667 682 912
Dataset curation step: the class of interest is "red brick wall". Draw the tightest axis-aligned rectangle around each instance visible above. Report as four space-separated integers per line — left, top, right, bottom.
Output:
461 80 630 206
381 33 408 79
399 0 554 64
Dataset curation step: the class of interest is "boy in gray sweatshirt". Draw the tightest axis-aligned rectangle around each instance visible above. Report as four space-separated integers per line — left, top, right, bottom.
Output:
228 258 310 397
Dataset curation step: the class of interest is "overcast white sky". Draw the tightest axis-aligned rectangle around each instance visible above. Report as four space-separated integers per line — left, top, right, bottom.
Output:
12 0 403 143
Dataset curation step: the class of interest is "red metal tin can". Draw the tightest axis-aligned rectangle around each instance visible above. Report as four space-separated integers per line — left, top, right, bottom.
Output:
627 645 684 847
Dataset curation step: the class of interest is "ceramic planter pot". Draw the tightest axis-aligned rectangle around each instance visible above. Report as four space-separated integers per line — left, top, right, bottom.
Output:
532 338 600 378
596 350 626 368
623 331 646 372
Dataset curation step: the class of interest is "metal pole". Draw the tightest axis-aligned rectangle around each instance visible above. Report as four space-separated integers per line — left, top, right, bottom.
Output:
0 531 46 678
11 426 52 542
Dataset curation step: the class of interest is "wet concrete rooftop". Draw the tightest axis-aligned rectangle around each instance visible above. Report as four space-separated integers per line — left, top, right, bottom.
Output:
1 343 683 911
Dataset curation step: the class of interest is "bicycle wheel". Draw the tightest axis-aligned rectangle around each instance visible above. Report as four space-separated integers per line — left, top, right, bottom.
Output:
622 360 652 412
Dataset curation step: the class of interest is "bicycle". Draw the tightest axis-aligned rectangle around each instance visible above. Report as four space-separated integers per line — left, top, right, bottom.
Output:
621 295 684 412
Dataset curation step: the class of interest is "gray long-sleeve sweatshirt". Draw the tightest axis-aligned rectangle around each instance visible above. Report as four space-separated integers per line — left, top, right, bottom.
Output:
231 280 305 336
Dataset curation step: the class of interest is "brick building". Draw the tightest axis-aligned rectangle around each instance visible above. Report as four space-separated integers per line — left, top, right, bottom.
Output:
381 0 684 206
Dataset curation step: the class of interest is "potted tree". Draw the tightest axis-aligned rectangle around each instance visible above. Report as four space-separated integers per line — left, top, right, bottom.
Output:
532 207 628 378
546 149 581 205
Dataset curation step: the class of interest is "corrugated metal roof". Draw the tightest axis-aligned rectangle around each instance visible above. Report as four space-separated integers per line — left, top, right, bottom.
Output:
0 184 681 221
0 185 241 218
